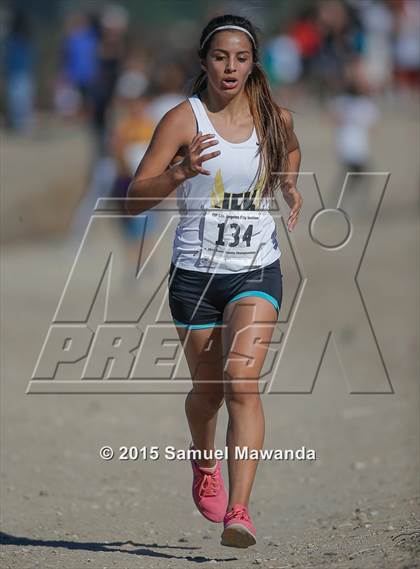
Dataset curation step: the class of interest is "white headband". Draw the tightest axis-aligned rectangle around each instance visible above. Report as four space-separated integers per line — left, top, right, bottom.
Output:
200 25 256 50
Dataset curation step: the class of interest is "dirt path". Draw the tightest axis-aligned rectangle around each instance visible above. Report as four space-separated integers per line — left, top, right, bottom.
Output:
1 104 419 569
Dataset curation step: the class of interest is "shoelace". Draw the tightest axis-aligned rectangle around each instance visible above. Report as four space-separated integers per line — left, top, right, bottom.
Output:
197 470 219 497
225 506 250 523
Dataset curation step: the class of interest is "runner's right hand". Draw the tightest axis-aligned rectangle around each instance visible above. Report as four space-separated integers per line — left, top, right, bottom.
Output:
179 132 220 178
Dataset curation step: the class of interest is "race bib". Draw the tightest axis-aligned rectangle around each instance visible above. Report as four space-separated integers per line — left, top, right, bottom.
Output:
200 208 268 270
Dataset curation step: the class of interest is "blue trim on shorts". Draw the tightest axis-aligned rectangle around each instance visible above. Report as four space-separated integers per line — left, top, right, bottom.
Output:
173 320 223 330
227 291 279 312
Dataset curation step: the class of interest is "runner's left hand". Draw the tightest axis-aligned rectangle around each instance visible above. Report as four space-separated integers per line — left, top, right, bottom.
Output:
282 184 303 232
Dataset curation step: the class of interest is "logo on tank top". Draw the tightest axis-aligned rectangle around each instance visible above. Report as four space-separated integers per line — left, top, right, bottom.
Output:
210 169 266 211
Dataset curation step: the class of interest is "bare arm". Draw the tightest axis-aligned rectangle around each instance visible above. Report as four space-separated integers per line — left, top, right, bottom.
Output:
282 108 301 188
280 108 303 232
126 102 220 215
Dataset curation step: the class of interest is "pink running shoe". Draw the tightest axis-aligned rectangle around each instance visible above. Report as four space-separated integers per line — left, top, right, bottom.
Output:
221 504 256 548
190 444 228 523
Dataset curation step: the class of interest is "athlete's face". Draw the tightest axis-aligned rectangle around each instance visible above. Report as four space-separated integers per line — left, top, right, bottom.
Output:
202 31 254 95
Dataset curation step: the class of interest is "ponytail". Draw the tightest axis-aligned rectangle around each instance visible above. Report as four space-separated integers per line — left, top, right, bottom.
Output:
246 63 290 196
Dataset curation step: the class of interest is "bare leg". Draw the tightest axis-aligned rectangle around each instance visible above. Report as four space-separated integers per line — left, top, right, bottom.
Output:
222 298 277 509
176 326 225 468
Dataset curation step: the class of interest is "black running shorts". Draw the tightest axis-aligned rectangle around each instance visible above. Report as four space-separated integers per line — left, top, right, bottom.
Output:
168 259 283 329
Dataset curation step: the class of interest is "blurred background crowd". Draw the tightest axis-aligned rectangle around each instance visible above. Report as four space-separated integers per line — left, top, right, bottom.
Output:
1 0 419 275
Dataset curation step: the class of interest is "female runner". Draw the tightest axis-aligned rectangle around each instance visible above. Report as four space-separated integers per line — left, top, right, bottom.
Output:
127 14 302 548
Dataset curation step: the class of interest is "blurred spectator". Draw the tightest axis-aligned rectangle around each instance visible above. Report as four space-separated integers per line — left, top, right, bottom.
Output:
111 67 157 281
359 0 394 92
57 11 98 117
329 59 379 196
263 34 302 87
112 65 152 179
70 6 130 241
288 6 322 81
91 4 129 155
393 0 420 93
316 0 364 96
3 9 35 133
146 62 186 123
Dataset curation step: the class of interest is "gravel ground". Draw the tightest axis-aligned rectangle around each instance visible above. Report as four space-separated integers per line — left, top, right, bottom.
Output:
1 102 419 569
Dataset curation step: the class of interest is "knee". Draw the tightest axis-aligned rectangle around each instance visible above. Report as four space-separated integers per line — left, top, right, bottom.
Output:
225 391 261 410
224 378 261 409
186 389 224 414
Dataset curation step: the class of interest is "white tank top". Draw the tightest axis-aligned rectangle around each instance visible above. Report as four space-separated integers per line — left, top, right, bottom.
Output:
171 94 281 273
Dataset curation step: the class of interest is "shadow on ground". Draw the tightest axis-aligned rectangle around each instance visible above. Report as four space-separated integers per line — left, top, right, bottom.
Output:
0 532 239 563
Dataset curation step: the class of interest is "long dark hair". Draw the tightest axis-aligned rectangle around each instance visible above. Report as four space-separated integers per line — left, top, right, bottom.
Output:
191 14 290 197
